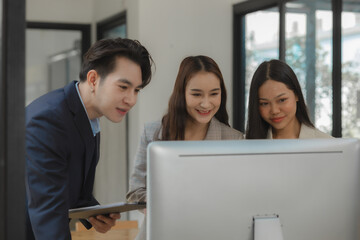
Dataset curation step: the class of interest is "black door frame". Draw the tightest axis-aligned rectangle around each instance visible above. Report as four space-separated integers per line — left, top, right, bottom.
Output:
27 22 91 59
0 0 26 239
97 11 126 40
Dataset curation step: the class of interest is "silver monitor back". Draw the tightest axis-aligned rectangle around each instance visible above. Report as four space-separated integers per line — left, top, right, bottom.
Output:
147 139 360 240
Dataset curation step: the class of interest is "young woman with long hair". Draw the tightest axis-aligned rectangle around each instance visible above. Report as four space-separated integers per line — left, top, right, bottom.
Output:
127 55 243 240
246 59 331 139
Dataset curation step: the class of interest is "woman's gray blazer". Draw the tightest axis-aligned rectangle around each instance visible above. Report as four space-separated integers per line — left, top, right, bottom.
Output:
127 118 243 202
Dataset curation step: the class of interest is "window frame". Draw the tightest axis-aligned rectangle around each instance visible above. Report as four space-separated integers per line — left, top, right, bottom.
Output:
97 11 127 40
233 0 343 137
26 22 91 59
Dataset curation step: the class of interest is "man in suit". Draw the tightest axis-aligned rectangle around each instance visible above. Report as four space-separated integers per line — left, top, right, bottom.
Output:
25 38 153 240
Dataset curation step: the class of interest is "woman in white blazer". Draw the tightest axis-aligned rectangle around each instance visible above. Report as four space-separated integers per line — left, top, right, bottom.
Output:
246 59 332 139
127 55 243 240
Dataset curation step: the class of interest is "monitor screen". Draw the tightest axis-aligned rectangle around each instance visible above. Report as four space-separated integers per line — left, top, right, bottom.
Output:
147 139 360 240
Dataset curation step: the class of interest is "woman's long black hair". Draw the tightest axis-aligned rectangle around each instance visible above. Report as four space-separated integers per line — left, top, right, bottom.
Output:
245 59 314 139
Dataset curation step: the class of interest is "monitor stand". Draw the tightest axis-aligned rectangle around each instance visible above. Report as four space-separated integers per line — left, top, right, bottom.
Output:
254 215 284 240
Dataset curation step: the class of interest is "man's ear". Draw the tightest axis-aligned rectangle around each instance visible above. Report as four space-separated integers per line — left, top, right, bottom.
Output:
86 70 99 92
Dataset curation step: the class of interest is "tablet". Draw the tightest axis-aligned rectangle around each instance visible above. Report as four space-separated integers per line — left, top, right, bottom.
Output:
69 202 146 219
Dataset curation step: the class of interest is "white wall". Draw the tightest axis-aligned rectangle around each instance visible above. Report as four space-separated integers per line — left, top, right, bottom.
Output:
26 0 94 23
133 0 242 125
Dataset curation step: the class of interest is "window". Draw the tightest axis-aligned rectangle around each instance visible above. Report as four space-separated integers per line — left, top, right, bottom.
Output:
341 1 360 137
245 8 279 124
26 23 91 105
233 0 360 137
97 11 127 39
285 1 333 133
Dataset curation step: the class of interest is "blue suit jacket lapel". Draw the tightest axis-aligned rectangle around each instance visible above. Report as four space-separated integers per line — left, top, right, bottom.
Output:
64 81 96 184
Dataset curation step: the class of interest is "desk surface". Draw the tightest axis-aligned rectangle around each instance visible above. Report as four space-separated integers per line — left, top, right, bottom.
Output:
71 228 138 240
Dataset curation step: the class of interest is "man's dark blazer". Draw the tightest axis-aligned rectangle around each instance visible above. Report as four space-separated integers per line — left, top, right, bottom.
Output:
25 81 100 240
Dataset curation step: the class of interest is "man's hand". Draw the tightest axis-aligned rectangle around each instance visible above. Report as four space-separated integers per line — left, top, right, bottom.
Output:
88 213 121 233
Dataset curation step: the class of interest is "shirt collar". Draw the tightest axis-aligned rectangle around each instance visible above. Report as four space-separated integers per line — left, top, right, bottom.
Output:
75 81 100 136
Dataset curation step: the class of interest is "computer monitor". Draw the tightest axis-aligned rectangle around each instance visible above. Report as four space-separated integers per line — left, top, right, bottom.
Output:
147 138 360 240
